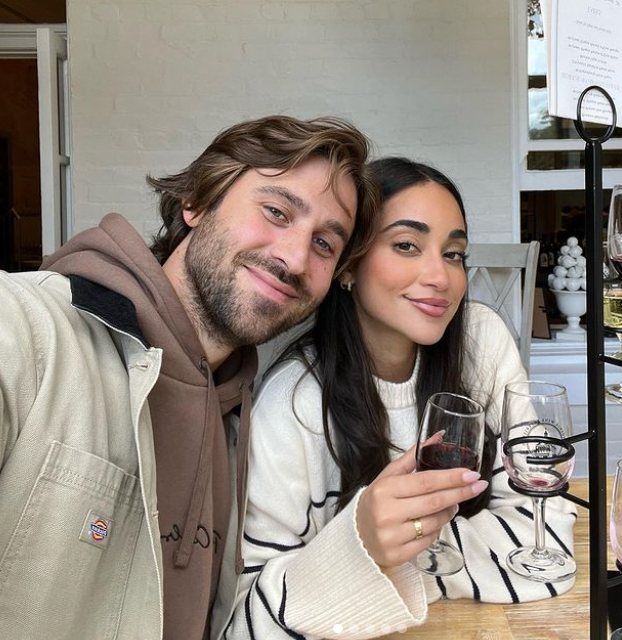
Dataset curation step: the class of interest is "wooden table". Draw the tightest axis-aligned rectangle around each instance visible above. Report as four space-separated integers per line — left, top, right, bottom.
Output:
381 477 617 640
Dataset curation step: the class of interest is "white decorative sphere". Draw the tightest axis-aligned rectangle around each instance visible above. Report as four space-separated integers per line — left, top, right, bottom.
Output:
567 266 581 278
569 246 583 258
561 256 576 268
554 266 568 277
567 237 579 247
548 273 556 285
576 256 587 267
551 277 566 291
580 277 587 290
565 278 581 291
560 245 571 255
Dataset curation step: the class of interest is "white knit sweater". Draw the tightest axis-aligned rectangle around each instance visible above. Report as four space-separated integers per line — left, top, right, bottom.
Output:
221 303 577 640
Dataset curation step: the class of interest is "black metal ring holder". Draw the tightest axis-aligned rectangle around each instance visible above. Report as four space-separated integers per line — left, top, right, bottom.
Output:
504 436 574 498
568 85 621 637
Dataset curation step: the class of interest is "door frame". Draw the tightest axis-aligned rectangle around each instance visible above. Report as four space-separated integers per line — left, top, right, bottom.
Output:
0 24 69 258
0 24 66 58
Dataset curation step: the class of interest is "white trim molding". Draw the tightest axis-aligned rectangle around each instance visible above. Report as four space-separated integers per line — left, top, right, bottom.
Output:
0 24 66 58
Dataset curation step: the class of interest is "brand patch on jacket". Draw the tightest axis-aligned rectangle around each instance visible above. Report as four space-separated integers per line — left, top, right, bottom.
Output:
80 511 113 549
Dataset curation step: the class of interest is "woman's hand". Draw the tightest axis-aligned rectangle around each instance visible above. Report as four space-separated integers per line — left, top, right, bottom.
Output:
356 445 488 568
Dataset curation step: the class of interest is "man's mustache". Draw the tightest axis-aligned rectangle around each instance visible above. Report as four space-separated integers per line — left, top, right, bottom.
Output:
236 253 310 300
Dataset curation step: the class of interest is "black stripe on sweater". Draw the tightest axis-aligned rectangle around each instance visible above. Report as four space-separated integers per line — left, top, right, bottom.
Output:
244 532 305 552
494 513 522 547
298 490 341 537
450 520 480 601
489 548 520 603
244 575 259 640
243 564 264 574
254 573 305 640
436 576 447 598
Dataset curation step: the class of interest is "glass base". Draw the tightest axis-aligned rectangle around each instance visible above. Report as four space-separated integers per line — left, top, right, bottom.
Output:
415 540 464 576
506 546 576 583
606 383 622 404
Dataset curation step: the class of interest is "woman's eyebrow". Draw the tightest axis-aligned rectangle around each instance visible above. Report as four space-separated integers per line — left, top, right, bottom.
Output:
381 219 428 233
381 219 467 242
449 229 468 241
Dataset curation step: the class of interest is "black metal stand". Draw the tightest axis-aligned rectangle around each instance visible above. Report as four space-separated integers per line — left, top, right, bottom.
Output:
572 85 618 639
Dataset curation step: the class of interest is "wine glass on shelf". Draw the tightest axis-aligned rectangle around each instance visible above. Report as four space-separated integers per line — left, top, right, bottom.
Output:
606 185 622 400
612 459 622 574
415 392 485 576
501 380 577 583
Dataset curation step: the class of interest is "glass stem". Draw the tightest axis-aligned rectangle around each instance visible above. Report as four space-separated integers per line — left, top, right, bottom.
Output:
428 541 442 552
532 496 547 555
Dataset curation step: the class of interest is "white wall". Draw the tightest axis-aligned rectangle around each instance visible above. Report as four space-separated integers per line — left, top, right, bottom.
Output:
66 0 514 242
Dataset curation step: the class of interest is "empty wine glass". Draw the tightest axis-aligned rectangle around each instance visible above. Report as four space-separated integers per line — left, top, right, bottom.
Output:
415 392 486 576
606 186 622 401
501 380 577 583
607 185 622 277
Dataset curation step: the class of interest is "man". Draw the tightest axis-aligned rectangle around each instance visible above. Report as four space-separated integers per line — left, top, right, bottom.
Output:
0 115 378 640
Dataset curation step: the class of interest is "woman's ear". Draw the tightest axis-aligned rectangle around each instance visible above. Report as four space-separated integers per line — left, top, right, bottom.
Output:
338 271 355 292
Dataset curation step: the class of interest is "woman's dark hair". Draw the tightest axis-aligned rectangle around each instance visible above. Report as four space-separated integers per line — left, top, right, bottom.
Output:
287 157 493 517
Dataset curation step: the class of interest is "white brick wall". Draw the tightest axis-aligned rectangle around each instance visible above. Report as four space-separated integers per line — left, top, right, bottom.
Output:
66 0 514 242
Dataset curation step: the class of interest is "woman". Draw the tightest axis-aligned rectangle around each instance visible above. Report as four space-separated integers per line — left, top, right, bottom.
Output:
220 158 576 639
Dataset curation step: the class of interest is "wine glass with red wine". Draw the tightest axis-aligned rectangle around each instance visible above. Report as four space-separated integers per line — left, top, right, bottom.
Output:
415 392 485 576
501 380 576 583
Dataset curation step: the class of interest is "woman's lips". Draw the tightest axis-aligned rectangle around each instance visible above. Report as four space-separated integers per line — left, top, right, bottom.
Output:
244 266 299 304
407 297 450 318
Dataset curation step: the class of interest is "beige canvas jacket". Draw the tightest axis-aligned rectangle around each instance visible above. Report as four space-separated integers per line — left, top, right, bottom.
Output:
0 270 244 640
0 270 167 639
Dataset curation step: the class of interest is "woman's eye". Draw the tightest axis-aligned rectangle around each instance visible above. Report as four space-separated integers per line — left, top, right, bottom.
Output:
445 251 468 263
394 241 418 253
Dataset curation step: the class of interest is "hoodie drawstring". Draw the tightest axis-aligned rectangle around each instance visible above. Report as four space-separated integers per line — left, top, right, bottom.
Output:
174 376 216 568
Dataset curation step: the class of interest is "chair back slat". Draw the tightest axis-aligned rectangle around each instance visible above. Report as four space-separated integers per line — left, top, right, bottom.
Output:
466 241 540 374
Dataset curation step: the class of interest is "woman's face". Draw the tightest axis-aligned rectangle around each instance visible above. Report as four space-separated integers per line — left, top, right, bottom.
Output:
349 181 468 357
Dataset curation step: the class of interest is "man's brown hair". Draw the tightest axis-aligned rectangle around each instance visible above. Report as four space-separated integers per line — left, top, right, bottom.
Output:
147 115 379 274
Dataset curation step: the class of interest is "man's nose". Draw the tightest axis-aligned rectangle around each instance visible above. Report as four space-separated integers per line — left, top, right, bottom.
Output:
271 229 312 275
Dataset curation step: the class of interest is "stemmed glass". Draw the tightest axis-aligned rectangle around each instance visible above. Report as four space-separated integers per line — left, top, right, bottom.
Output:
501 381 577 583
612 460 622 573
606 185 622 400
415 392 486 576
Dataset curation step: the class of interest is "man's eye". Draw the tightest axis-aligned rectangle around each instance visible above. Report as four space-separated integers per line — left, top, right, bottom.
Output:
265 206 286 220
314 237 334 255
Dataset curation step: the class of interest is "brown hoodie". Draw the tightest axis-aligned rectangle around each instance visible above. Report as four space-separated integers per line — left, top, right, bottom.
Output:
41 213 257 640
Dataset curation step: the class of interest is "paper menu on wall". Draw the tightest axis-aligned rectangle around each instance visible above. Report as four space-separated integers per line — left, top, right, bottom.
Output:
541 0 621 127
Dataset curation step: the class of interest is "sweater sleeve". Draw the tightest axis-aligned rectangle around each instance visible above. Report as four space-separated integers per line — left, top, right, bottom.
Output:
422 304 577 604
224 361 428 640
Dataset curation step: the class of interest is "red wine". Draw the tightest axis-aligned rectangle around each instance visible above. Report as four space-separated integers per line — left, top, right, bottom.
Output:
611 257 622 278
417 442 479 472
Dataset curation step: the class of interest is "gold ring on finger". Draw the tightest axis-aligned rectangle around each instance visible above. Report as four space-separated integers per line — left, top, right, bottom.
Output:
413 518 424 540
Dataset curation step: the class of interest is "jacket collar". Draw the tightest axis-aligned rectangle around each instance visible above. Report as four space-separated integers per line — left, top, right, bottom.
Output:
68 275 151 349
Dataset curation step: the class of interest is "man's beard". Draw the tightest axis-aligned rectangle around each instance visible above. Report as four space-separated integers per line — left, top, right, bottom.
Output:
184 214 317 349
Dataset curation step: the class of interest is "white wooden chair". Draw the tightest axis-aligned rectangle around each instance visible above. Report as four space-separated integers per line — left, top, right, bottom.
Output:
466 241 540 374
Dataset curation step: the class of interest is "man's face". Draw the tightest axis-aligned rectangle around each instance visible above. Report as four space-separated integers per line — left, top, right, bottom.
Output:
184 157 357 348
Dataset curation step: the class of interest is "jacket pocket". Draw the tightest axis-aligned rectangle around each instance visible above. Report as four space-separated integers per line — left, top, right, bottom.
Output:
0 441 143 640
